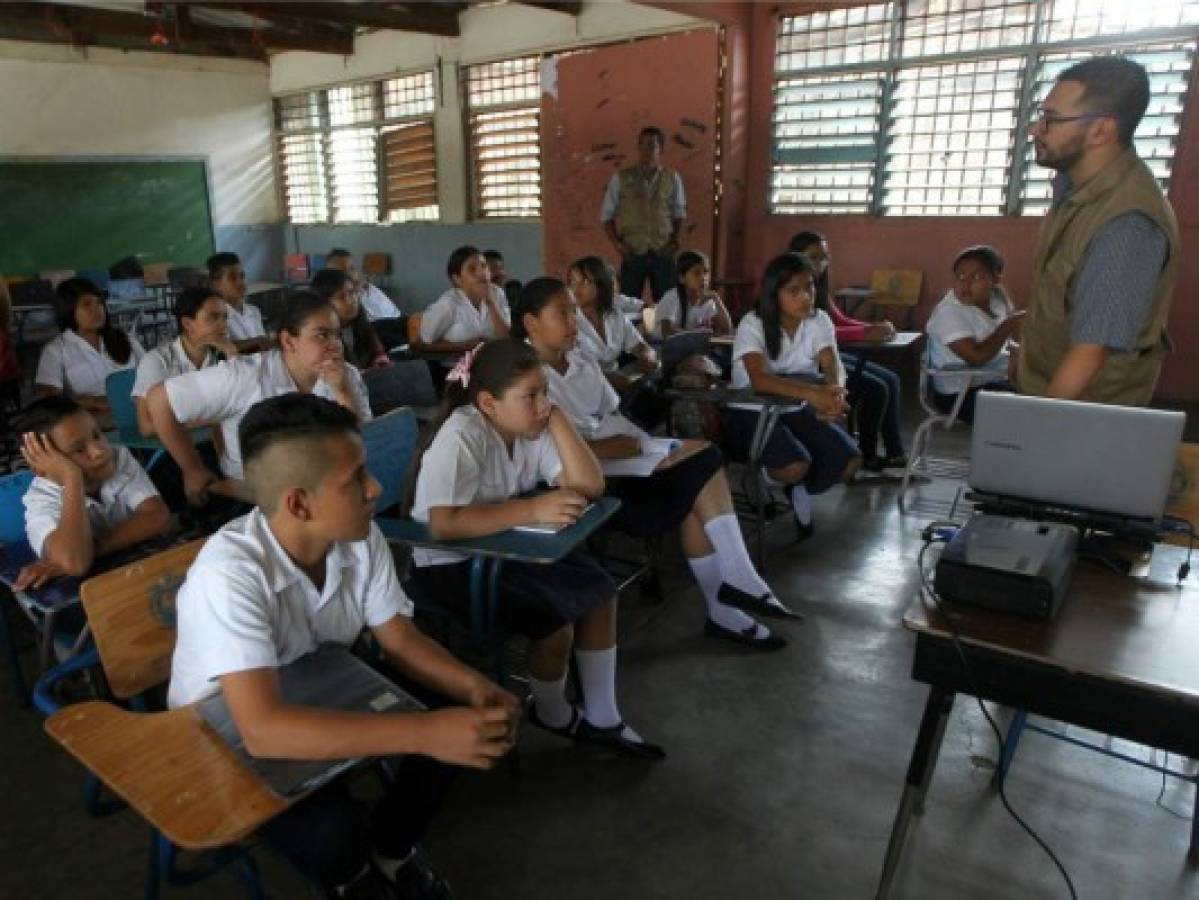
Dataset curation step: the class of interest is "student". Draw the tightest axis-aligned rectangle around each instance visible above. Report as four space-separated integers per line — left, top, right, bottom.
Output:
515 277 798 647
207 252 271 353
788 231 906 471
408 338 663 759
324 248 407 352
926 245 1024 423
131 285 238 437
567 255 658 392
724 253 861 540
168 393 517 898
653 251 732 339
483 249 507 289
311 269 390 371
146 291 371 507
419 246 511 352
14 395 169 591
35 277 145 424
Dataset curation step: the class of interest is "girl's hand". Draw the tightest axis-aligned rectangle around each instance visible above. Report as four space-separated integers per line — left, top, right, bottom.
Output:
316 356 350 392
528 489 588 527
206 337 239 360
811 385 850 420
13 558 68 591
866 321 896 342
21 432 81 486
1002 311 1027 335
372 355 393 369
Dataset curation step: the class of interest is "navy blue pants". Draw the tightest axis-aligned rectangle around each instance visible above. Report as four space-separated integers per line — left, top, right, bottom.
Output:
721 405 861 494
619 250 675 301
843 355 904 460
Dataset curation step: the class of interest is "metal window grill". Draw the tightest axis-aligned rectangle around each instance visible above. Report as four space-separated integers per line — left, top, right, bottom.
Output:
277 132 328 225
465 57 542 218
901 0 1037 57
1041 0 1199 42
775 3 895 72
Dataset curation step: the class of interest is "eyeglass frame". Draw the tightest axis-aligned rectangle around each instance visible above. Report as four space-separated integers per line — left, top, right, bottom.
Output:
1033 108 1114 129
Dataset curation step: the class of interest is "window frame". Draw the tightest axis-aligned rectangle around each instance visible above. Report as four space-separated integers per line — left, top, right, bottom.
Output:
770 1 1199 217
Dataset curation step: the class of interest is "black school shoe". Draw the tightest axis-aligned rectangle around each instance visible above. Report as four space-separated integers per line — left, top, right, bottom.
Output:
717 583 805 620
527 703 666 760
704 618 788 651
392 847 457 900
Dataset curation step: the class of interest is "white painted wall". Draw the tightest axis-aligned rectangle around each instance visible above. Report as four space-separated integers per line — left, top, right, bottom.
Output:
0 40 277 228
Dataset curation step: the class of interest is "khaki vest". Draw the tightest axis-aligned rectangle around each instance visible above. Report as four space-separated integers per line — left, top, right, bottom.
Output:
1019 148 1179 406
615 166 679 254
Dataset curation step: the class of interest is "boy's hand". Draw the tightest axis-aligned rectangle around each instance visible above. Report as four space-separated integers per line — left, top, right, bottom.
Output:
13 558 68 591
528 489 588 527
182 465 219 506
417 706 515 769
21 432 81 487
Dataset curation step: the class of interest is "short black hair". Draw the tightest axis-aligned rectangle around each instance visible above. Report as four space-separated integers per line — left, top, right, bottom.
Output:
277 289 334 337
1058 55 1150 147
483 250 504 263
447 245 481 280
173 285 222 330
787 231 825 255
511 276 568 340
16 395 86 436
327 248 352 261
952 245 1005 277
311 268 351 301
207 252 242 281
239 393 360 475
638 126 665 148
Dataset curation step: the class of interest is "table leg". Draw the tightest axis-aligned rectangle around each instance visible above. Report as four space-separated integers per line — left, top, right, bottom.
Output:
876 686 955 900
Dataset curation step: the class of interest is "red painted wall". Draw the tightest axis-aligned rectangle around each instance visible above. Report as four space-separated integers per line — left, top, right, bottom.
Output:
737 2 1199 401
540 28 720 283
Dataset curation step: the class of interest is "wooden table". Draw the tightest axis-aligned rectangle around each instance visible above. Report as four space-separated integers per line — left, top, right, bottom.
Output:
46 701 287 850
839 331 925 383
876 543 1199 898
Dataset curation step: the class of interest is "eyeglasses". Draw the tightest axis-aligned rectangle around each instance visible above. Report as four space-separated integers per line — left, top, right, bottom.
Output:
1033 109 1113 128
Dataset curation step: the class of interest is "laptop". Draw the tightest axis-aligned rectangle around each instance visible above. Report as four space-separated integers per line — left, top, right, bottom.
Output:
197 644 425 798
969 392 1185 522
659 330 712 375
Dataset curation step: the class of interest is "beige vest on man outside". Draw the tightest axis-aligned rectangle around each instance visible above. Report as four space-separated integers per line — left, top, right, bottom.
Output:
614 166 679 255
1018 148 1179 406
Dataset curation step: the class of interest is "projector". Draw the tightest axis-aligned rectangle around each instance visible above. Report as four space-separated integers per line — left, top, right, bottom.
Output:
934 515 1078 619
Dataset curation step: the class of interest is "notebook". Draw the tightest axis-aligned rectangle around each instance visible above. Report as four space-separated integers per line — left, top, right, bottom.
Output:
197 644 425 798
513 502 596 534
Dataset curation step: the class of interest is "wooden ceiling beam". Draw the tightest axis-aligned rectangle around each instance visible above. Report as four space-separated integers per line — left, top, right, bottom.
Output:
224 2 465 36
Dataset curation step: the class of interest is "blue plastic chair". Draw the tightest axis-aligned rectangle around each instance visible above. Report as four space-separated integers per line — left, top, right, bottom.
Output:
361 407 420 515
0 470 35 704
105 369 170 472
310 253 327 273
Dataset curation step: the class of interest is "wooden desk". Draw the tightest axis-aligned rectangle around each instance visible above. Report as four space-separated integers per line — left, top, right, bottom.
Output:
839 331 925 381
46 701 287 850
876 544 1199 898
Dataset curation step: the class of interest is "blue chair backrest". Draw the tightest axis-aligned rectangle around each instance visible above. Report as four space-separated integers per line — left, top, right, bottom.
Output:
105 368 141 444
362 407 419 514
310 253 327 273
0 470 35 546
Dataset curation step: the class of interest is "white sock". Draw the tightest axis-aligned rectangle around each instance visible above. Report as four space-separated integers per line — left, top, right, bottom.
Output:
529 673 573 729
688 551 768 638
703 515 773 599
574 647 645 745
790 484 812 525
371 849 414 882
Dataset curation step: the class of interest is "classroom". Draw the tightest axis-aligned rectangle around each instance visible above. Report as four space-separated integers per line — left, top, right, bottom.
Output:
3 2 1199 899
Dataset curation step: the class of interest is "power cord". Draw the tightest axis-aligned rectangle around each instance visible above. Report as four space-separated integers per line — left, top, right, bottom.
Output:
1158 515 1194 584
916 526 1079 900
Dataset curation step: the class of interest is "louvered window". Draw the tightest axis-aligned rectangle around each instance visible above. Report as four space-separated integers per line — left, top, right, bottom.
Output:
465 57 542 218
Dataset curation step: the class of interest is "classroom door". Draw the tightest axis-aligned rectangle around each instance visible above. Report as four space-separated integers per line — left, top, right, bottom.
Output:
540 28 720 284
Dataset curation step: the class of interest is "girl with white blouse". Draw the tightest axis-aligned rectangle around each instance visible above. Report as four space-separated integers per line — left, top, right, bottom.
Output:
567 255 658 393
515 277 800 648
724 253 861 540
35 277 145 426
408 338 663 760
418 245 510 352
653 250 732 339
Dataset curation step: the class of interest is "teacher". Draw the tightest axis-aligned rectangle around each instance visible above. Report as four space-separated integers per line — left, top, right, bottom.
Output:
1016 55 1180 406
601 125 686 301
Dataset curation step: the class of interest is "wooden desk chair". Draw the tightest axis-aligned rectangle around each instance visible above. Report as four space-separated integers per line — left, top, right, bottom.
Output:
868 269 922 329
406 312 423 346
283 253 309 285
35 538 283 900
363 252 392 289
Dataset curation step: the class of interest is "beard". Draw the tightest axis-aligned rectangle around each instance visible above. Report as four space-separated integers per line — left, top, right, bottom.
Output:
1033 134 1086 172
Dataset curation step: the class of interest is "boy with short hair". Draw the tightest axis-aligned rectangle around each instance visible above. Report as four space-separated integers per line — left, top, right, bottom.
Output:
207 252 271 353
15 395 169 591
168 393 519 898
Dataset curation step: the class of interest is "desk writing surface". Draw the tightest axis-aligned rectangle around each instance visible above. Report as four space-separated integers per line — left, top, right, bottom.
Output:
45 701 287 850
905 543 1199 702
839 331 924 353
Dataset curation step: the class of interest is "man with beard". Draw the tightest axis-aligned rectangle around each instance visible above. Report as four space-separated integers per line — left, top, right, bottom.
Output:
1016 55 1179 406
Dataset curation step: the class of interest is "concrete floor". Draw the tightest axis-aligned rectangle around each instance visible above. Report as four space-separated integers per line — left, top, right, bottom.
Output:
3 414 1198 899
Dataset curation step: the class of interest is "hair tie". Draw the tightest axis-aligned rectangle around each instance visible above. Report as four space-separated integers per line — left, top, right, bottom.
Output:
446 342 483 388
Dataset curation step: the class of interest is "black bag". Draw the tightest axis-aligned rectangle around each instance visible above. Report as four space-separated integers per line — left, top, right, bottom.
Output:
619 373 671 432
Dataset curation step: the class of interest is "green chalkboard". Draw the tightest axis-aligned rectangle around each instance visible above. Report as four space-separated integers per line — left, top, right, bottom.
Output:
0 159 215 278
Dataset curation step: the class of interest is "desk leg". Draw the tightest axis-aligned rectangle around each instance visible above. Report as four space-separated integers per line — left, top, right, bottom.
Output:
876 686 955 900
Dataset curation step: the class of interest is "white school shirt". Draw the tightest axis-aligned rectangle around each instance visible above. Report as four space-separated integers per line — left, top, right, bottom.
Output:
419 285 510 345
224 300 266 341
163 349 372 479
130 337 222 398
730 310 836 412
652 288 720 337
925 290 1012 393
359 282 402 321
574 307 648 372
410 405 563 567
168 509 411 707
23 445 160 557
35 329 145 397
543 349 649 443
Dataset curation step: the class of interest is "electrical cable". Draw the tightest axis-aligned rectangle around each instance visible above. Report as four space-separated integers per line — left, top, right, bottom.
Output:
916 535 1079 900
